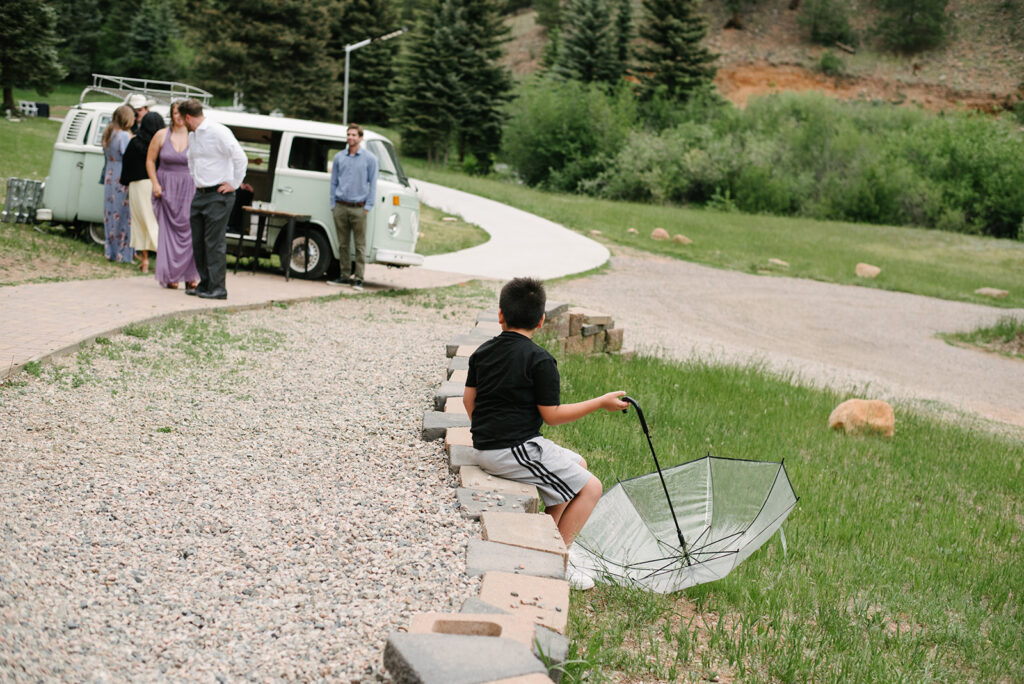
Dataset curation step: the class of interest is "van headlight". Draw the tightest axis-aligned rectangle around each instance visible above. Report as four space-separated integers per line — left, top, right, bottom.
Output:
387 212 400 236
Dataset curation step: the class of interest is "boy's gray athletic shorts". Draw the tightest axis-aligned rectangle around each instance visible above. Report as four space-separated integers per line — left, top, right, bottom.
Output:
473 436 592 507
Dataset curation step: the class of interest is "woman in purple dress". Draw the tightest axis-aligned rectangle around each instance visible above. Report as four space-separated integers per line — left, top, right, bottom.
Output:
147 101 199 289
101 105 135 263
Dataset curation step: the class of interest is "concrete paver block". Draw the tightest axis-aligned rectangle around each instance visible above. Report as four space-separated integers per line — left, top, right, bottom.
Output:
447 445 477 473
447 355 469 377
475 321 502 335
484 675 555 684
580 323 605 337
479 571 570 634
576 308 612 326
480 512 567 561
449 369 469 384
477 309 499 322
434 381 466 410
447 331 493 357
446 427 474 450
455 344 480 358
445 397 468 414
466 538 565 579
457 489 537 519
384 632 546 684
410 612 537 648
423 410 471 441
605 327 624 352
545 301 569 319
460 598 568 683
460 466 537 498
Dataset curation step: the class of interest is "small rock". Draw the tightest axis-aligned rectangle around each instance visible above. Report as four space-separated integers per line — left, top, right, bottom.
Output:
650 228 670 241
672 234 692 245
589 229 601 236
855 263 881 278
626 227 638 235
974 287 1008 299
768 258 789 268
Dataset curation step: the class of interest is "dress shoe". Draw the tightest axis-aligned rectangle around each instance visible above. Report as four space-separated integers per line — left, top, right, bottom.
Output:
185 288 201 296
197 290 227 300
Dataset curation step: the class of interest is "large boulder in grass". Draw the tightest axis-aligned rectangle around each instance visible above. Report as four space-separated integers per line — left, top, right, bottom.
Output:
828 399 895 438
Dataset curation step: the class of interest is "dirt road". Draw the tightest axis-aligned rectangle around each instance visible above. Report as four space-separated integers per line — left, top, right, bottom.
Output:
550 249 1024 433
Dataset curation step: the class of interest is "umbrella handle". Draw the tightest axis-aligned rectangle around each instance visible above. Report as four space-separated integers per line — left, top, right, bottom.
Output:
622 396 649 436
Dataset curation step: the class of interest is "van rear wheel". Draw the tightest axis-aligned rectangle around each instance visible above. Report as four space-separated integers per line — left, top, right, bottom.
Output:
88 222 104 246
280 225 331 280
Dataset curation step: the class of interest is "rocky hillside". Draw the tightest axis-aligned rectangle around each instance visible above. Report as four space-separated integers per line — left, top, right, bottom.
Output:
502 0 1024 112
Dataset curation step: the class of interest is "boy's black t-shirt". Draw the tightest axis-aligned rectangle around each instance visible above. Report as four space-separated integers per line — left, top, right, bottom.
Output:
466 330 560 450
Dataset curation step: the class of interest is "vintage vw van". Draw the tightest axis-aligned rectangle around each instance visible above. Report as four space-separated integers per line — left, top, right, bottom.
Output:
37 76 422 279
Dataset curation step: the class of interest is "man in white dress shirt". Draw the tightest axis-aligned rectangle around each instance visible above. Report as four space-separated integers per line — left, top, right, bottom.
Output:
179 98 247 300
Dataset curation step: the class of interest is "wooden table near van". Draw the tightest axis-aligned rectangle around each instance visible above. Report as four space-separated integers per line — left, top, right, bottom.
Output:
239 206 312 281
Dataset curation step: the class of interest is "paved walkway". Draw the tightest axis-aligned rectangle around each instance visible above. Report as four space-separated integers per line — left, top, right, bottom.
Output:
0 181 609 378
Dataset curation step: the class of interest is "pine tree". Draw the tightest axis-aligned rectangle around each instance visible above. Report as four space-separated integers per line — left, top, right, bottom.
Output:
635 0 717 102
0 0 66 114
329 0 402 125
393 0 511 171
393 0 461 163
125 0 188 80
553 0 620 86
614 0 633 70
454 0 511 172
51 0 103 82
876 0 949 53
194 0 339 119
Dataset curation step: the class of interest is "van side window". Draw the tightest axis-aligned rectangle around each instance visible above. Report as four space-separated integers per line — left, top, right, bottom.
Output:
288 137 337 173
92 114 111 146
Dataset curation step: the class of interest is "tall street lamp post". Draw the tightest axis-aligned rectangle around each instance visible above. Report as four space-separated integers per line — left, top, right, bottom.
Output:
343 27 407 125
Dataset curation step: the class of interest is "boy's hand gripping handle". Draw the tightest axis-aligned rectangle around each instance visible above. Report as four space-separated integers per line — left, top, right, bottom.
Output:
621 396 649 436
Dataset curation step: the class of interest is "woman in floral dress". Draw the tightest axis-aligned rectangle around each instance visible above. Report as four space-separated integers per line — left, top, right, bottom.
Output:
101 105 135 263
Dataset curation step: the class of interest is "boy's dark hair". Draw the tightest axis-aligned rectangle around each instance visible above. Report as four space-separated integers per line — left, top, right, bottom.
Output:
500 277 546 330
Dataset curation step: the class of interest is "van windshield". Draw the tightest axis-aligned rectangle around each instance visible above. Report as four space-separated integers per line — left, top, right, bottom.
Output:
366 140 409 187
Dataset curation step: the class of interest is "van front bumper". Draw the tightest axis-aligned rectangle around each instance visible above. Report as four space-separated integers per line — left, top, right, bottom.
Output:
374 249 424 267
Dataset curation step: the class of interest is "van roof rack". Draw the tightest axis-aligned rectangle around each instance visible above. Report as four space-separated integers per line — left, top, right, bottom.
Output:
80 74 213 106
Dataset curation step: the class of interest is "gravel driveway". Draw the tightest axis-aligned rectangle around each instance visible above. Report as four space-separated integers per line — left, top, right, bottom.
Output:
550 249 1024 432
0 293 489 682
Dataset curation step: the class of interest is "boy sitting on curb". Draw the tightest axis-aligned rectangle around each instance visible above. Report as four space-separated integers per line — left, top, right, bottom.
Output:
463 277 627 590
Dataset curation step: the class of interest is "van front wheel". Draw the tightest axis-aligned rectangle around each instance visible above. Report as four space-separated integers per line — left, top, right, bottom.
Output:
280 225 331 280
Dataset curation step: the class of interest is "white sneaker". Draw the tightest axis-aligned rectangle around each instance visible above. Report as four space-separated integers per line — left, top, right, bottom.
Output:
567 544 596 591
351 278 364 291
566 564 595 591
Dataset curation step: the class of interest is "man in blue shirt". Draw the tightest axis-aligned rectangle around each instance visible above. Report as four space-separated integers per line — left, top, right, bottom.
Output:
328 123 378 290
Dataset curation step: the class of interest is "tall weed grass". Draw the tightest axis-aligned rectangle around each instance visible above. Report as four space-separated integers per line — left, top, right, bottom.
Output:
544 352 1023 682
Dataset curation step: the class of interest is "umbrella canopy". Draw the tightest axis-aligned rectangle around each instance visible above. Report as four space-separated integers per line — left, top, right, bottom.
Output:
573 399 798 594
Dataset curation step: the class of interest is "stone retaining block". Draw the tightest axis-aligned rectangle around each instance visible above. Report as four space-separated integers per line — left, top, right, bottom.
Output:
383 633 547 684
478 571 570 634
460 466 537 498
466 538 565 579
461 598 568 683
480 512 566 563
457 489 537 519
422 411 471 441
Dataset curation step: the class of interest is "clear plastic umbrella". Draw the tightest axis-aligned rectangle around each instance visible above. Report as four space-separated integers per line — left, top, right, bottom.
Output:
573 397 798 594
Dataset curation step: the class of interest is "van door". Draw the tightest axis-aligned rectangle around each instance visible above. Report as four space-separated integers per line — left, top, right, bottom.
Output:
77 113 109 223
43 109 90 222
274 132 340 244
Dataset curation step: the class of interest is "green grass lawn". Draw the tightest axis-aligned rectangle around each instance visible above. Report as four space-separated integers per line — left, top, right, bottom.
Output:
0 117 61 190
404 159 1024 309
543 351 1023 683
415 201 489 256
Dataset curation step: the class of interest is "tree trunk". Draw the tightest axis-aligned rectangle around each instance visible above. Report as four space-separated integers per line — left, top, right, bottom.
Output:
724 9 743 30
789 0 801 9
3 87 16 115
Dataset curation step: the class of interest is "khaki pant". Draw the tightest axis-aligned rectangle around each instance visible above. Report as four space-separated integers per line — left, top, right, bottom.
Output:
332 203 367 280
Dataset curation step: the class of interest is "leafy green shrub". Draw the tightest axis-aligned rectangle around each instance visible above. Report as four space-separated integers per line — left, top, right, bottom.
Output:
502 76 637 190
799 0 857 46
876 0 950 53
817 50 845 76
